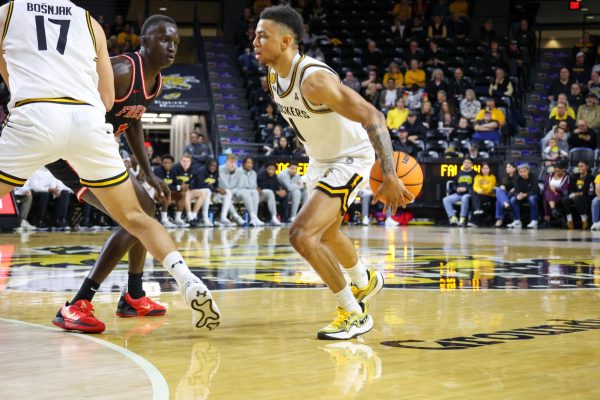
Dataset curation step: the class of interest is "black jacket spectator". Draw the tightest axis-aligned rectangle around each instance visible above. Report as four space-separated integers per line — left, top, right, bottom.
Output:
257 169 283 192
194 165 219 191
153 165 177 191
448 73 473 103
171 162 195 187
514 172 539 195
568 127 597 149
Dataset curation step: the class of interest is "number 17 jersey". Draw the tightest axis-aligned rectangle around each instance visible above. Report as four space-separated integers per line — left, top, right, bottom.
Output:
1 0 104 111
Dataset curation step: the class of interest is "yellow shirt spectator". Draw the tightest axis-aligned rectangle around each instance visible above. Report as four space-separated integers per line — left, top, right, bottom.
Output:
449 0 469 17
383 72 404 88
549 105 576 120
473 174 497 196
117 31 139 47
386 107 409 130
475 108 506 127
404 68 426 88
392 1 412 19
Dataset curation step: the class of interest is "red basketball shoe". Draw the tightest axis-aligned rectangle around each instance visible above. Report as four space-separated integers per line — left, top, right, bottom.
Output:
116 293 166 317
52 299 106 333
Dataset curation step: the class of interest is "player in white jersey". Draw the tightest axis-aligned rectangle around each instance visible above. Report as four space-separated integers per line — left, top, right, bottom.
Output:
0 0 220 331
254 5 413 340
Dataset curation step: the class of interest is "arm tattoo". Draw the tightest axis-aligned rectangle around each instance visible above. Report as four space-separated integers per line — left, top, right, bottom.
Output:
364 122 396 174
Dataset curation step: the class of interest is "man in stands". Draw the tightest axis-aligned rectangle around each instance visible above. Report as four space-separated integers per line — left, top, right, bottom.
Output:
277 163 306 223
577 93 600 130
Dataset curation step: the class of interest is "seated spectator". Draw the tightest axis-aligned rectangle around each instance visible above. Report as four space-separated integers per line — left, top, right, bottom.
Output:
591 170 600 230
363 82 380 106
438 100 457 128
392 126 419 157
311 0 327 22
467 142 487 159
433 89 448 112
12 186 34 231
507 164 539 229
568 82 585 110
488 67 513 105
541 122 569 152
277 163 307 222
342 71 361 92
420 100 436 129
386 98 410 130
475 98 506 127
568 119 597 150
542 137 568 165
171 154 197 227
503 39 528 79
449 67 474 104
572 32 596 63
413 0 428 17
442 158 476 226
404 59 426 88
272 136 294 156
218 155 247 226
402 111 427 141
494 162 517 227
305 43 325 62
361 69 383 93
250 76 272 115
571 52 591 84
479 19 497 44
258 162 288 224
404 84 424 110
427 15 447 40
404 15 427 43
116 24 139 49
548 67 573 104
562 161 594 230
588 71 600 99
426 69 449 102
450 116 473 141
379 78 402 111
392 0 412 20
184 131 213 168
26 168 72 231
357 183 373 226
444 142 464 158
404 40 425 67
364 40 383 72
485 40 504 68
152 155 178 227
513 19 535 51
446 11 469 39
192 159 220 227
549 93 576 119
473 110 500 144
460 89 481 121
449 0 469 17
542 162 570 227
383 62 404 88
232 157 267 227
577 93 600 129
390 16 406 38
471 162 497 220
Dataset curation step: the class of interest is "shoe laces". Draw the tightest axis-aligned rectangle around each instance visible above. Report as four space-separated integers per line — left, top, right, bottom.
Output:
331 307 353 328
73 300 95 316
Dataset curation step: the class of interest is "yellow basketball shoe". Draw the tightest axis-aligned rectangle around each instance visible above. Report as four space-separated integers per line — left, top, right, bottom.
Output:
317 303 373 340
351 267 384 304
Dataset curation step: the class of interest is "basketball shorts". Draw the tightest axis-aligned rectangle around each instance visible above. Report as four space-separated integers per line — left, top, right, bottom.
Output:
45 159 87 202
0 103 128 188
304 152 375 216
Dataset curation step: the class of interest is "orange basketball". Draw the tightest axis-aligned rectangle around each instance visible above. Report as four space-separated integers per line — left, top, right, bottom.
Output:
369 151 423 204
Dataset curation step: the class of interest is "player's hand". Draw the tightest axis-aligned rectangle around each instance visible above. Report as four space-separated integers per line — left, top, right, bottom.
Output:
148 173 171 204
372 173 414 214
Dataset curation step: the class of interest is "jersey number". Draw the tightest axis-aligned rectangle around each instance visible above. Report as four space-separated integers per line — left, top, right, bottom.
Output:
288 118 307 143
35 16 70 55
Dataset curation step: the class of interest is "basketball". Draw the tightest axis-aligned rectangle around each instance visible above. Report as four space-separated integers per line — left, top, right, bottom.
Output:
369 151 423 203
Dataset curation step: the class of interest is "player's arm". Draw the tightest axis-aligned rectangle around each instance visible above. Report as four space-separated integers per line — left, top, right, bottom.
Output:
90 17 115 111
301 70 413 212
124 120 171 203
0 4 10 86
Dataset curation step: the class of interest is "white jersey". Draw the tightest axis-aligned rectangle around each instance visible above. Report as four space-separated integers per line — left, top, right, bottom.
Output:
268 53 374 163
1 0 103 110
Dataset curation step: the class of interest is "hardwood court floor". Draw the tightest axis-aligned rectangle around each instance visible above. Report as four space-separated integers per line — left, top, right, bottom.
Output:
0 226 599 399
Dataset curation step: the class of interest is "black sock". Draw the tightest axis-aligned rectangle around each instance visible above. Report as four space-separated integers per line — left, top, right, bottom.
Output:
56 278 100 317
128 273 145 299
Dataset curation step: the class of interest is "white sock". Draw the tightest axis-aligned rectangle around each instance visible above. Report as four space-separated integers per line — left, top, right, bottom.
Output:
582 215 588 222
333 286 362 314
162 251 197 286
188 212 196 220
161 212 168 222
175 211 182 221
345 261 369 289
566 214 573 222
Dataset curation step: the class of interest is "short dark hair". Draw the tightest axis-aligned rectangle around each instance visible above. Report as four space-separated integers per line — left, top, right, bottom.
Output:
242 157 254 164
260 5 304 45
141 14 176 36
161 154 174 162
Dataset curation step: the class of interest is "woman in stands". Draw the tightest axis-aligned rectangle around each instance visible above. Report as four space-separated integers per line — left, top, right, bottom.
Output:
495 162 516 227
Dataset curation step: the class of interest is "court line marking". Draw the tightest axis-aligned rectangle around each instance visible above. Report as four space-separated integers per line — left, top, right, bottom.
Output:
0 317 169 400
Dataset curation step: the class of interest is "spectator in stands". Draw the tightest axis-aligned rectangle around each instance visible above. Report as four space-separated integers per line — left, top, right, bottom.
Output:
569 119 597 150
449 67 473 104
577 93 600 129
591 170 600 230
405 15 427 42
392 126 419 157
413 0 428 16
259 103 282 129
405 41 425 67
446 11 469 39
485 40 503 68
392 0 412 21
542 162 569 227
420 100 436 129
117 24 139 49
426 40 446 70
549 100 576 132
405 84 424 110
361 69 383 93
562 161 593 230
476 98 506 127
26 168 72 231
237 157 276 226
541 124 569 153
449 0 469 17
390 16 406 38
153 155 179 228
512 19 536 57
342 71 361 92
428 15 447 40
488 67 514 105
192 159 219 227
217 155 252 226
357 183 373 226
405 59 426 88
588 71 600 99
433 89 448 113
387 98 410 130
571 53 591 85
451 116 473 141
253 0 272 15
13 187 34 231
503 39 528 79
171 154 197 227
471 162 497 221
310 0 327 23
568 83 585 110
364 40 383 73
403 111 427 141
426 69 449 102
305 43 325 62
494 162 517 227
473 109 500 144
383 62 404 88
258 163 288 224
443 157 476 226
292 137 307 157
444 142 463 158
111 14 125 37
277 163 306 223
251 76 272 116
363 82 380 106
542 137 568 165
438 100 456 128
479 19 497 44
507 164 539 229
272 136 294 156
548 67 573 104
379 78 402 111
460 89 481 121
468 142 488 159
238 45 259 74
184 132 213 168
572 32 596 65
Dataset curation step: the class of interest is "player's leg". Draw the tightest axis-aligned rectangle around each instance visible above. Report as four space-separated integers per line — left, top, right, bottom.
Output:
174 190 189 227
261 189 281 225
289 189 301 221
200 189 213 226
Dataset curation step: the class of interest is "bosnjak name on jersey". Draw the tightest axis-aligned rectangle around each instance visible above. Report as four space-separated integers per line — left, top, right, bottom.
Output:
277 103 310 119
27 3 72 15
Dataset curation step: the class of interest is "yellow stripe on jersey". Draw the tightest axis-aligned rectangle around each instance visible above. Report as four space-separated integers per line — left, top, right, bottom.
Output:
315 174 363 215
277 54 305 98
1 1 14 48
0 169 27 187
80 170 129 188
14 97 89 107
85 11 96 51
